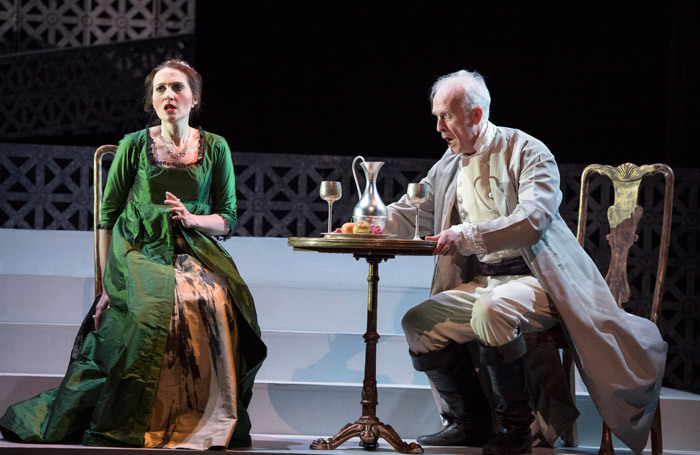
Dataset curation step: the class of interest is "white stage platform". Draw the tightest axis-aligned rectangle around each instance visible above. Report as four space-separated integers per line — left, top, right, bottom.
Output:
0 435 698 455
1 228 698 454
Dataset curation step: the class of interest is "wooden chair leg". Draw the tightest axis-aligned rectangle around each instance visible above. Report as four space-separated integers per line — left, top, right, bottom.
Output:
651 401 662 455
562 348 577 447
599 422 614 455
599 402 661 455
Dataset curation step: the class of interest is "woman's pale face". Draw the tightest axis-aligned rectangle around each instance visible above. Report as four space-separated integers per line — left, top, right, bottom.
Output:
152 67 197 125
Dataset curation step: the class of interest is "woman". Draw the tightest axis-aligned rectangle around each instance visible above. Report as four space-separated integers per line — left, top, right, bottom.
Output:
0 60 266 449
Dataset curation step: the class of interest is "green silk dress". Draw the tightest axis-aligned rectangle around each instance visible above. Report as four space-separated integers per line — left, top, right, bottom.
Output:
0 129 267 448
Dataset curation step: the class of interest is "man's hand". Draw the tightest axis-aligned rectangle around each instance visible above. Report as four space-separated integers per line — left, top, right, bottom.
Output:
94 291 110 330
426 229 460 255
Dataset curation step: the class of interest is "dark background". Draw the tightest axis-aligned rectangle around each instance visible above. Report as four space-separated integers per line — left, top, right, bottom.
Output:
194 2 700 168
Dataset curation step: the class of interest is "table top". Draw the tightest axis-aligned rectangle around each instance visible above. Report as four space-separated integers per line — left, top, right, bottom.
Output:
288 236 437 257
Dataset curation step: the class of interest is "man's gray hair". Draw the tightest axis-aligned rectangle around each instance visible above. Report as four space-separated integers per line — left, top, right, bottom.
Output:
430 70 491 123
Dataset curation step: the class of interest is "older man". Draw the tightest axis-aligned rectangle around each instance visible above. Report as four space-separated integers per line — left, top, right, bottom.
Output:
385 70 666 455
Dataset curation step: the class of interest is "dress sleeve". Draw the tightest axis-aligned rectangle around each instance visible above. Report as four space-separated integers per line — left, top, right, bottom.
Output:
98 134 139 229
210 136 237 238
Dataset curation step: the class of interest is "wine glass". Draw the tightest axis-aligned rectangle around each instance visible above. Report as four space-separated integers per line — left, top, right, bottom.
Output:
407 183 428 240
320 181 342 234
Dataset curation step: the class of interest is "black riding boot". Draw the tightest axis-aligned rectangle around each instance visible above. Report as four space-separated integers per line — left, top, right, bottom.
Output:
411 342 492 447
479 331 534 455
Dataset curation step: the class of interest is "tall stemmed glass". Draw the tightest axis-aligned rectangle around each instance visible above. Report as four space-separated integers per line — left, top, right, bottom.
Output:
320 181 342 234
407 183 428 240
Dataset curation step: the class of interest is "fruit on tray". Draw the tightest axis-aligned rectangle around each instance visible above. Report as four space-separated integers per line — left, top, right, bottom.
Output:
340 222 355 233
353 220 371 233
332 222 384 235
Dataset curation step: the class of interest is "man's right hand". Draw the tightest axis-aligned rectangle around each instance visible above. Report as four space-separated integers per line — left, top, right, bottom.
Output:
427 229 461 255
94 292 110 330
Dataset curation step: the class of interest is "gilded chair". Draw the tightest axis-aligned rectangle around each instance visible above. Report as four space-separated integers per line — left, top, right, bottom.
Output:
577 163 673 455
69 144 118 361
93 144 118 297
524 162 673 454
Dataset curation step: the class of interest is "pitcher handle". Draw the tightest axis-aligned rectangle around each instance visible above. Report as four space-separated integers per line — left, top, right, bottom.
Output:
352 155 365 198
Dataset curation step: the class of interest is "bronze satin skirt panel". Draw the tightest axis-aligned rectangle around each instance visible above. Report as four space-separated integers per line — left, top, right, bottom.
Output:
146 254 239 449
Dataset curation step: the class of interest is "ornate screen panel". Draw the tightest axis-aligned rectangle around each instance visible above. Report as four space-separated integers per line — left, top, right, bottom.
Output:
0 34 194 138
0 0 196 53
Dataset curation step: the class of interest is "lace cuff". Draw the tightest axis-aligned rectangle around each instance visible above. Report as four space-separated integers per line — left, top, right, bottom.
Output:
450 222 487 256
214 214 233 241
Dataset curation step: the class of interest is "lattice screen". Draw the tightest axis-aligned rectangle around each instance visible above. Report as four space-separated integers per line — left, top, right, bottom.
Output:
0 34 194 138
0 0 196 54
0 144 436 233
0 0 196 139
1 143 698 395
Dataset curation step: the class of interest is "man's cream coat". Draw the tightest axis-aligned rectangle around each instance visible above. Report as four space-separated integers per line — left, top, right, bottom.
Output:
385 122 666 454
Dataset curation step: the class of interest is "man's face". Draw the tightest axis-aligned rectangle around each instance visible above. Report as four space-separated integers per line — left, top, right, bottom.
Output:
431 83 480 155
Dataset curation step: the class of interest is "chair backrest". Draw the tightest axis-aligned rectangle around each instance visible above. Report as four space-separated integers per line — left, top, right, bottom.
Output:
93 144 118 297
576 163 674 323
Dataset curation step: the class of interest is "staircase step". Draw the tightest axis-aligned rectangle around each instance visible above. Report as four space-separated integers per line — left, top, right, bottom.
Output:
252 282 429 334
1 373 698 451
250 380 440 438
0 374 440 440
257 331 424 385
0 275 94 324
0 323 425 385
0 229 432 333
0 229 434 290
0 275 428 334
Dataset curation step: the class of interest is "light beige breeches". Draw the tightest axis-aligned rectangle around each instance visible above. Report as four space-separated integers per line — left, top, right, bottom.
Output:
402 274 560 352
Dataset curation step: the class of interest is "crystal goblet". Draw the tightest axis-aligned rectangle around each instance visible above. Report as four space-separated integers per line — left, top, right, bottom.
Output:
320 181 342 234
407 183 428 240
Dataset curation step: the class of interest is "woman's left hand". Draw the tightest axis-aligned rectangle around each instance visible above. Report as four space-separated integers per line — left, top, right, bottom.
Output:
165 191 196 228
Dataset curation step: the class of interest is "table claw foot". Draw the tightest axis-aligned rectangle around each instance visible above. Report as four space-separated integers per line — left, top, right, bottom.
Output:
361 440 378 450
376 423 424 454
310 423 363 450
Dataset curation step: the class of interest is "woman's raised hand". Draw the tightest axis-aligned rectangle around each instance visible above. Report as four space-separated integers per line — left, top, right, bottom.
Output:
164 191 196 228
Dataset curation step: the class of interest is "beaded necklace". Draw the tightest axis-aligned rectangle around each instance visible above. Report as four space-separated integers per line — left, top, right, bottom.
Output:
161 128 191 159
147 126 204 169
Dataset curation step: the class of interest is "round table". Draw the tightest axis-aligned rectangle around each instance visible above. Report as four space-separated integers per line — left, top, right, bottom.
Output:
287 236 437 454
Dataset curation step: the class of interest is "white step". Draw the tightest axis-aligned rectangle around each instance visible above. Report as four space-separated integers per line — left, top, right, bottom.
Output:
0 275 428 334
572 387 700 451
0 229 434 290
251 381 440 438
0 229 433 334
0 275 95 324
253 281 429 334
258 331 424 385
0 274 428 334
1 373 698 451
0 323 425 386
0 374 440 440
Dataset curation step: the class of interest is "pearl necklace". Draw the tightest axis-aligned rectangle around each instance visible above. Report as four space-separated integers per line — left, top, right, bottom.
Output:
161 128 191 160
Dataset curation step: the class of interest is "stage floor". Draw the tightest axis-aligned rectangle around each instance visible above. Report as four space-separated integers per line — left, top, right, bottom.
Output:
0 434 697 455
